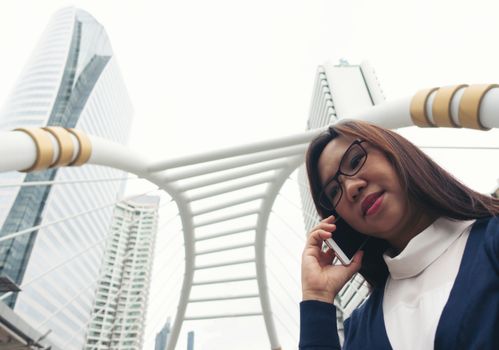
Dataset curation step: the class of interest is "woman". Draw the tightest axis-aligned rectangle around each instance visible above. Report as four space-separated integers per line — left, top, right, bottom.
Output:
300 120 499 349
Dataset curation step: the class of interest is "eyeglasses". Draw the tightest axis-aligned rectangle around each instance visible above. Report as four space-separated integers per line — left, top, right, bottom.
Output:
318 139 368 212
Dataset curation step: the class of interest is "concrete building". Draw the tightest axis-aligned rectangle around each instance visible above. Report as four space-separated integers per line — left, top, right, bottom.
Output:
0 7 132 349
84 195 159 350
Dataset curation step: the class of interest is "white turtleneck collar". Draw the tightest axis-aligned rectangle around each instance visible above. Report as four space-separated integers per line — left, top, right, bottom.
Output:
382 217 475 350
383 217 475 280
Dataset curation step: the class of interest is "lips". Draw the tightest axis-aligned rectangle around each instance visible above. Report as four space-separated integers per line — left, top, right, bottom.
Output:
361 191 384 216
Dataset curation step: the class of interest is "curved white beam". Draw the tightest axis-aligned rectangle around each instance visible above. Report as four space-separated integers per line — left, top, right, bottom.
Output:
346 85 499 129
1 83 498 349
147 129 322 172
254 155 304 350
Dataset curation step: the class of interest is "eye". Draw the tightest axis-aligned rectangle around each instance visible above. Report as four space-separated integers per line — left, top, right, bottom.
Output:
327 182 341 201
348 153 365 171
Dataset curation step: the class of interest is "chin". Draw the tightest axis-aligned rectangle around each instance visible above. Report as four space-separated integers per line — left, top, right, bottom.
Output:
361 218 398 240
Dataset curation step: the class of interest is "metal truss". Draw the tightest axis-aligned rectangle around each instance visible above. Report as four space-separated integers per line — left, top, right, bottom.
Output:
0 84 498 349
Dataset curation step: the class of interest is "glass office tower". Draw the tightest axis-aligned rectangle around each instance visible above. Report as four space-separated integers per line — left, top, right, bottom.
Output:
155 318 171 350
0 7 133 349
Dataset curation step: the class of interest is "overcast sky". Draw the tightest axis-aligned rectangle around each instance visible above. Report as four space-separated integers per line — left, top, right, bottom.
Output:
0 1 498 349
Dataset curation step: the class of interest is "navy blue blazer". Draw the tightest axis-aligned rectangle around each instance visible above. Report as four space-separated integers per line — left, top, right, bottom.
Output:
299 216 499 349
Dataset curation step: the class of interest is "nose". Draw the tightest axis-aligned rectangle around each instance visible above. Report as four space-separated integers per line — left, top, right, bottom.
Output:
341 175 366 202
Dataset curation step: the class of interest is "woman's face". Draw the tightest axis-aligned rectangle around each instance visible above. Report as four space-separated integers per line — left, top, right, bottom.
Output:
317 135 412 241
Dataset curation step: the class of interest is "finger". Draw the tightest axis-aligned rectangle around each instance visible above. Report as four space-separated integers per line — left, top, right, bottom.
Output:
303 229 334 260
308 217 336 237
307 224 335 240
311 216 336 232
321 214 336 223
346 250 364 273
318 245 334 265
306 228 333 248
322 250 364 288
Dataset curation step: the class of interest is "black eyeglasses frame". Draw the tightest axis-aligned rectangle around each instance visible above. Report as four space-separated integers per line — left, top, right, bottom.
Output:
318 139 368 212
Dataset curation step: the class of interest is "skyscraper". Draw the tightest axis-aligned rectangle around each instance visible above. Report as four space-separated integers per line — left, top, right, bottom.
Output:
0 7 133 349
155 318 171 350
187 331 195 350
84 195 159 350
298 60 384 339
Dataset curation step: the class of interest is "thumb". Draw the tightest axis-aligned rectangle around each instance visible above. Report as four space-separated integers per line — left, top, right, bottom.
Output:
346 250 364 275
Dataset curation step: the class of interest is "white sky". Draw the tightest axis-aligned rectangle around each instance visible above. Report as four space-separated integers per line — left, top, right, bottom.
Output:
0 1 498 349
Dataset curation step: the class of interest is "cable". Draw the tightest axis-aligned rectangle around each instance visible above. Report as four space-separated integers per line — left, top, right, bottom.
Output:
147 249 184 305
37 243 139 333
287 175 310 191
277 191 319 223
266 231 303 270
0 237 107 301
0 175 139 189
267 281 299 329
270 209 306 243
264 241 301 290
0 188 160 243
266 267 301 315
145 274 183 339
271 308 299 346
3 201 174 302
35 278 97 333
155 212 180 234
417 145 499 150
58 205 169 348
60 212 180 348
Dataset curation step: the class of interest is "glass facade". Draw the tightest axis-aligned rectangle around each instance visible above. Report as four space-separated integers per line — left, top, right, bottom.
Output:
154 318 171 350
187 331 195 350
0 7 132 349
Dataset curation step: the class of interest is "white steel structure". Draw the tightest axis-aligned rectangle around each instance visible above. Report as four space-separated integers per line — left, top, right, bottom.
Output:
0 7 132 350
0 79 497 349
84 195 159 350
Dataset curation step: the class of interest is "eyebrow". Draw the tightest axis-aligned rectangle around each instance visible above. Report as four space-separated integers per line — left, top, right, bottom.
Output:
320 139 363 188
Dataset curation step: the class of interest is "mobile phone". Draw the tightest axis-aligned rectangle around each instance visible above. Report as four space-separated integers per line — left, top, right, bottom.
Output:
324 217 369 265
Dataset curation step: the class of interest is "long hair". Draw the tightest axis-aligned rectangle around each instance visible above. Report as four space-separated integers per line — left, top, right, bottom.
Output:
306 120 499 288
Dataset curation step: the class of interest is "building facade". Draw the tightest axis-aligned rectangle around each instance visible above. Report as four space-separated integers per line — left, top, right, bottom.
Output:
155 318 171 350
187 331 195 350
84 195 159 350
0 7 133 349
298 60 384 338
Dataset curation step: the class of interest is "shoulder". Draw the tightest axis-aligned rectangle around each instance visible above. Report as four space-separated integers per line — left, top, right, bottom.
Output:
345 285 384 328
469 216 499 271
343 286 391 348
483 216 499 263
471 216 498 245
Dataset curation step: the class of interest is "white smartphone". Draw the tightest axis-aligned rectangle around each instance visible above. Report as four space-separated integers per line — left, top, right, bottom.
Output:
324 217 369 265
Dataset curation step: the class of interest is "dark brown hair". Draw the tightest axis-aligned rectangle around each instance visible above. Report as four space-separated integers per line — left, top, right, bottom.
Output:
306 120 499 288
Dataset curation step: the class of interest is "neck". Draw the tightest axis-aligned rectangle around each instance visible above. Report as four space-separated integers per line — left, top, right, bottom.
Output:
388 209 437 254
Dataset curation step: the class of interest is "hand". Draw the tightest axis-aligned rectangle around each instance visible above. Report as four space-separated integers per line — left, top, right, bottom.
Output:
301 215 364 303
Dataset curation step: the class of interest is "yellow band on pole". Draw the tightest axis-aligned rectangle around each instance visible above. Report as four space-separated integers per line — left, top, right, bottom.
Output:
67 128 92 166
14 128 55 172
432 84 468 128
410 87 439 127
43 126 74 167
459 84 499 130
